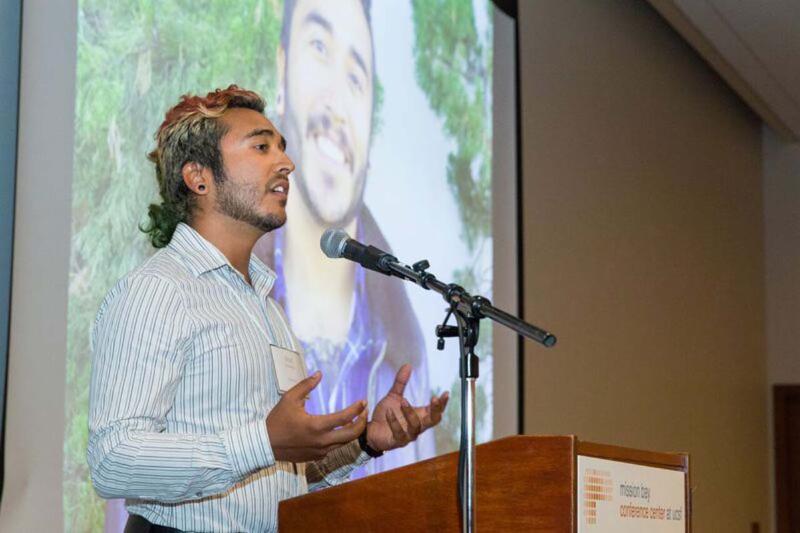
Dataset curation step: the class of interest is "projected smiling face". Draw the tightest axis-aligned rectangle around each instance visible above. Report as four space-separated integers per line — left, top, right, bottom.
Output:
280 0 374 227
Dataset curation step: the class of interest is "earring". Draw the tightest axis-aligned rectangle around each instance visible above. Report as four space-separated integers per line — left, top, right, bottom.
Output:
198 184 206 192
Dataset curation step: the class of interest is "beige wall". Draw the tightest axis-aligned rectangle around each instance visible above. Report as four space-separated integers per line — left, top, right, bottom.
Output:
519 1 768 531
764 126 800 386
763 125 800 533
0 0 76 531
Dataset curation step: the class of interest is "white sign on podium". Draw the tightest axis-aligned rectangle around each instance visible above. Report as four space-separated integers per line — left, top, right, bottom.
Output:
577 455 686 532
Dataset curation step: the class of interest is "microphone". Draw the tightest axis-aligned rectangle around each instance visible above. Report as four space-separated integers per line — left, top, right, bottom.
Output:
320 228 397 275
320 228 557 347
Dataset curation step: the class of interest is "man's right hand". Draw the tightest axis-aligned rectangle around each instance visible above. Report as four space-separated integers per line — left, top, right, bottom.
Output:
266 371 367 462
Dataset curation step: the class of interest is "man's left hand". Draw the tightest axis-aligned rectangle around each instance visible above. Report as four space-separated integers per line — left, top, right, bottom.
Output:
366 364 449 452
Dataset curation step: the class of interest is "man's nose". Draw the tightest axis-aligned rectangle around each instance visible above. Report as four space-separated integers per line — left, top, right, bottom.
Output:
279 152 296 176
320 78 348 127
324 102 347 130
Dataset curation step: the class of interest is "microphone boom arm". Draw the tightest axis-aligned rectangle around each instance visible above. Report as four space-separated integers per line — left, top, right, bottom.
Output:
380 257 556 348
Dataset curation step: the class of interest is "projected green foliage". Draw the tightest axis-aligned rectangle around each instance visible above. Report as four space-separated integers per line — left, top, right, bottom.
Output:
411 0 494 448
65 1 283 530
411 0 492 252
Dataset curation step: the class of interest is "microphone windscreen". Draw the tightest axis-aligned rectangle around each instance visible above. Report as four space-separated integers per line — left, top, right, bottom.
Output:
320 228 350 258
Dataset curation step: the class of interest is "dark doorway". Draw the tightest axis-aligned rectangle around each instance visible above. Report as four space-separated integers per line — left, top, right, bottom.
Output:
775 385 800 533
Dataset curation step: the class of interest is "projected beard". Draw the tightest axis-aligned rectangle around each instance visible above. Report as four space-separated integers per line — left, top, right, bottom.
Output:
214 170 287 233
280 86 369 229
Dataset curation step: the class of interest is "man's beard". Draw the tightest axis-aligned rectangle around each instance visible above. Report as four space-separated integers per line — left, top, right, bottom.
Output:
280 94 367 228
215 172 286 233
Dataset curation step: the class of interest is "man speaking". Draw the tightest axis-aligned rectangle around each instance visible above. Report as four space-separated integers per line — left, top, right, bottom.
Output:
87 85 447 532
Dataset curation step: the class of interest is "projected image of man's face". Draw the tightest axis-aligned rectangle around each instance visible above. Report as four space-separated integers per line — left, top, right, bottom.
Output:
281 0 373 227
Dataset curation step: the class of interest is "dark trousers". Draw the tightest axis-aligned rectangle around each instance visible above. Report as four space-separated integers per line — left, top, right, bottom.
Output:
124 514 182 533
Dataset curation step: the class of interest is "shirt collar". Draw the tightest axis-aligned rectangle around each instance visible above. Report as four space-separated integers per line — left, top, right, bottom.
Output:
249 252 277 296
168 223 277 294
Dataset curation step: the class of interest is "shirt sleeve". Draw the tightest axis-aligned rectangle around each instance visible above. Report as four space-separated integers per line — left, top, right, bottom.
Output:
87 274 275 503
305 440 371 491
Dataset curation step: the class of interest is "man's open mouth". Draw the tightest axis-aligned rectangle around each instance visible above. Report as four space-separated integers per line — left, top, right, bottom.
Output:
312 131 353 172
269 180 289 196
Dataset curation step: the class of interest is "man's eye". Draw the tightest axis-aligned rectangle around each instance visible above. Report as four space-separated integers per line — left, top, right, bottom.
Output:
311 38 327 57
255 144 269 152
349 72 364 94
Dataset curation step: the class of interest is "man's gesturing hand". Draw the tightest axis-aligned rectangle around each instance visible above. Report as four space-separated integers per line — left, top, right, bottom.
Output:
266 371 367 463
366 364 449 453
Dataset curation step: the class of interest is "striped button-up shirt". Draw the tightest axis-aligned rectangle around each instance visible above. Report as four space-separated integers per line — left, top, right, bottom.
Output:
87 223 368 532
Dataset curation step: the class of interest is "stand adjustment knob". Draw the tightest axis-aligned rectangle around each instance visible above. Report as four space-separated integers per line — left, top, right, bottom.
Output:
412 260 430 272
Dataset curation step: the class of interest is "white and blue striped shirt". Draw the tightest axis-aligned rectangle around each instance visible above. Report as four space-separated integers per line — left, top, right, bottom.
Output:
87 223 368 532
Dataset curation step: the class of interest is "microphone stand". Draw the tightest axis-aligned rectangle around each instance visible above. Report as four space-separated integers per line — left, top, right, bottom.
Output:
376 256 556 533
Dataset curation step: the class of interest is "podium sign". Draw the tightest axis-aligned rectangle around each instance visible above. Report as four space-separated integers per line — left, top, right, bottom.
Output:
578 456 686 532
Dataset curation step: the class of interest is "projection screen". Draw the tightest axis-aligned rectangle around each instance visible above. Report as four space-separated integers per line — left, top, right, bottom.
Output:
1 1 519 531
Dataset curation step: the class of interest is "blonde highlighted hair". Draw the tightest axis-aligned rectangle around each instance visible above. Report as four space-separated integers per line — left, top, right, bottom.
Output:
142 85 265 248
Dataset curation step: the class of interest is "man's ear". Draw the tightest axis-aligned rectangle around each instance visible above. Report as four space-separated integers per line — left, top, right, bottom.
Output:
181 161 210 195
275 44 286 116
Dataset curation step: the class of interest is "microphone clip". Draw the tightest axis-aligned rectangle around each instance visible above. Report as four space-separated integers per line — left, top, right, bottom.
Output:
435 302 460 351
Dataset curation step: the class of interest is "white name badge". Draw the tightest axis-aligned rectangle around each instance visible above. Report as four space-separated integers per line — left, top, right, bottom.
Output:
270 345 307 394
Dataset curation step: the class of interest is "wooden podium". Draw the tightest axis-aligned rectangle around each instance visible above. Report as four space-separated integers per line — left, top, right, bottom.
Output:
278 436 690 532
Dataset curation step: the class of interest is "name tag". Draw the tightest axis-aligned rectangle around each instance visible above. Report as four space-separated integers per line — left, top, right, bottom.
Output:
270 345 307 394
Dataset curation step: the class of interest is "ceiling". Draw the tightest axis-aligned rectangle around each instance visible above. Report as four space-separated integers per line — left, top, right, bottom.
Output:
647 0 800 141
